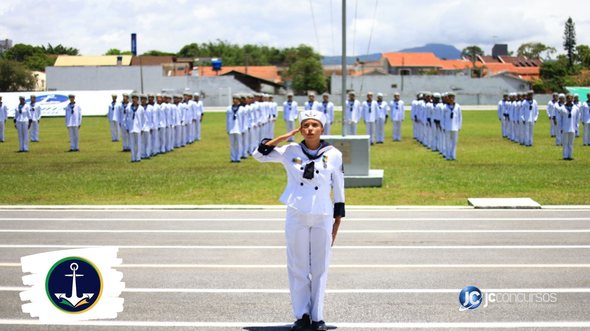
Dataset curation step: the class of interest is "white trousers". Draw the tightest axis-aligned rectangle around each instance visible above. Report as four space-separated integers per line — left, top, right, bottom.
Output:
109 120 119 141
141 131 151 158
269 120 276 138
130 132 141 161
241 130 249 157
175 125 182 148
183 124 190 145
195 118 201 141
159 128 167 153
285 120 295 142
0 120 5 142
525 122 534 146
17 122 29 151
584 123 590 145
345 122 357 135
375 119 385 143
365 121 375 144
30 121 40 142
151 129 159 155
323 121 331 135
392 121 402 141
67 126 79 151
229 133 242 162
446 130 459 160
562 132 575 159
250 126 258 154
285 207 332 322
120 124 130 150
550 118 556 137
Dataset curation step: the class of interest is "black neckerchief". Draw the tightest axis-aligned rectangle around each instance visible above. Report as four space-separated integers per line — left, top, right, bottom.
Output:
69 103 75 114
30 103 35 111
299 140 332 160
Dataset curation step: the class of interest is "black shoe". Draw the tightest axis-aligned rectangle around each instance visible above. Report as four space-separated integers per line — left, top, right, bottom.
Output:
291 314 311 331
311 320 327 331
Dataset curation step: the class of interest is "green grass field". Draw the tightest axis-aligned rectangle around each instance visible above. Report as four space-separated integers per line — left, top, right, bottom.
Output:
0 110 588 205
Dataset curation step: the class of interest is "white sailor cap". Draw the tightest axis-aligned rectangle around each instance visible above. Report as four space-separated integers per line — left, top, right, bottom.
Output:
376 93 383 97
423 91 432 97
433 93 441 98
232 93 241 99
183 91 191 96
348 91 356 96
393 92 400 96
447 92 456 97
299 110 326 127
111 94 117 97
140 94 148 99
574 93 579 97
552 92 558 96
558 93 566 98
527 90 534 94
19 95 26 99
130 93 139 98
509 92 516 97
147 93 155 98
122 93 129 97
287 92 294 97
322 92 329 97
68 94 76 98
307 91 316 96
367 91 374 96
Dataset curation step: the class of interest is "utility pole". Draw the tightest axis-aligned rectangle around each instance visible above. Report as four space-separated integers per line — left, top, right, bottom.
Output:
341 0 347 136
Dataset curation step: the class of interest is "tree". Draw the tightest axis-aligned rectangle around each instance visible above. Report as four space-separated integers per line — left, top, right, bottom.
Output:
0 59 36 91
563 17 576 70
288 45 325 93
461 45 484 77
104 48 132 55
2 43 54 71
575 45 590 68
142 50 175 56
517 42 556 59
40 43 79 55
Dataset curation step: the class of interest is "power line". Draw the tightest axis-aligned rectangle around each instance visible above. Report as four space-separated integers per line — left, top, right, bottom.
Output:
330 0 336 55
359 0 379 96
308 0 321 54
351 0 358 57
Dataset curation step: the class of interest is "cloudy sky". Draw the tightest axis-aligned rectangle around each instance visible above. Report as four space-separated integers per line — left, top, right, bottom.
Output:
1 0 588 57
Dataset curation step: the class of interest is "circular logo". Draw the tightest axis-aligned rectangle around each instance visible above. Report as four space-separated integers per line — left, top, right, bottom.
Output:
45 257 102 313
459 285 482 311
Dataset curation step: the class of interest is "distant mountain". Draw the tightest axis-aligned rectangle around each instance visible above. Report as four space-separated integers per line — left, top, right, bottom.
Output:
398 43 462 60
321 53 382 66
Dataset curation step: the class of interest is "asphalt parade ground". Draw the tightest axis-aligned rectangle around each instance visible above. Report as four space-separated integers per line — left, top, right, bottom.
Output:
0 206 589 330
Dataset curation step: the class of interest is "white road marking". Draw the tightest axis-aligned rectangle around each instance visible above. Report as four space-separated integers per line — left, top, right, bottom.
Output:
1 217 590 222
2 263 590 268
2 244 590 249
1 319 590 328
1 229 589 233
2 286 590 294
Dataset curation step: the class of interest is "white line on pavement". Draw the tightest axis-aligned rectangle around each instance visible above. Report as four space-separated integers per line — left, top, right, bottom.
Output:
2 263 590 268
1 320 590 328
1 217 590 222
2 244 590 249
2 286 590 294
1 229 590 234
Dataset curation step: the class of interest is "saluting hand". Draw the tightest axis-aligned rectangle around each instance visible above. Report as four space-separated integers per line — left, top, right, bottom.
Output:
331 217 341 247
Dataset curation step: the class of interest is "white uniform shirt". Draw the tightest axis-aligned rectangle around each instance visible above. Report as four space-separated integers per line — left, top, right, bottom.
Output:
344 99 361 123
29 103 41 122
0 102 7 121
283 100 299 121
253 142 345 216
194 100 204 120
303 100 321 111
108 101 117 121
443 103 462 131
390 100 405 121
319 101 334 124
498 100 508 120
126 104 145 133
375 100 388 121
522 99 539 123
581 102 590 124
226 104 242 134
14 104 32 123
64 103 82 127
558 104 581 132
361 100 377 123
547 100 558 118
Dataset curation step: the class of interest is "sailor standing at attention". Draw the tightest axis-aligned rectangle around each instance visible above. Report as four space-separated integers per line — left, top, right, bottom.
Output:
375 93 388 144
253 109 345 331
127 94 145 162
108 94 119 142
362 92 378 145
14 96 32 152
319 93 334 135
28 95 41 142
557 94 581 160
65 94 82 152
140 95 153 159
547 93 559 138
117 93 131 151
582 93 590 146
283 92 299 142
304 92 321 111
389 92 405 142
344 91 361 135
226 94 243 163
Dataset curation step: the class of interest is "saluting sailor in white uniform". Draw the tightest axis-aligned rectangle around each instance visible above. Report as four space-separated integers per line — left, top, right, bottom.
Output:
344 91 361 135
0 96 7 143
319 93 334 135
582 93 590 146
390 92 405 141
65 94 82 152
29 95 41 142
283 93 299 142
108 94 119 142
14 96 32 152
253 109 344 331
375 93 388 144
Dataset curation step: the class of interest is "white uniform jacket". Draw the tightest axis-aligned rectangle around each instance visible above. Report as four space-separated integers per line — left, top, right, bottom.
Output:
361 100 377 123
283 101 299 122
319 101 334 124
0 103 7 121
375 100 388 121
522 99 539 123
443 103 462 131
558 104 581 133
29 103 41 122
226 105 243 134
390 100 405 121
581 102 590 124
253 141 345 218
126 105 145 134
14 104 32 123
344 99 361 124
303 100 321 111
64 103 82 127
108 102 117 122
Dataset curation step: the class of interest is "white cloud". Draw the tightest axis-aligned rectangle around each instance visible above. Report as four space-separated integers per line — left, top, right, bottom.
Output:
0 0 588 57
